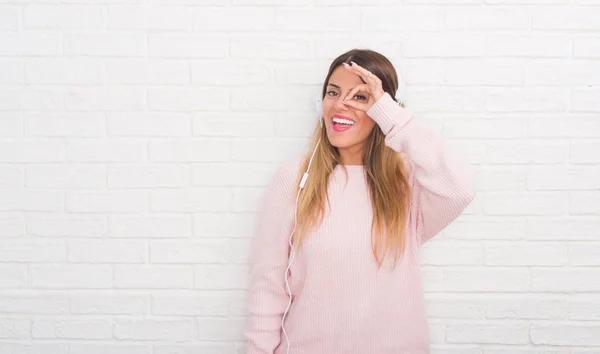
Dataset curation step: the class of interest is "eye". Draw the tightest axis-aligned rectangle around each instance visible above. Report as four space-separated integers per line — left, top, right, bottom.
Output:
354 94 367 101
326 90 338 97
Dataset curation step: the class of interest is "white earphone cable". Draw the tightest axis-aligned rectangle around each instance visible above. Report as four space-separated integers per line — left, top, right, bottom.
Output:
282 135 321 354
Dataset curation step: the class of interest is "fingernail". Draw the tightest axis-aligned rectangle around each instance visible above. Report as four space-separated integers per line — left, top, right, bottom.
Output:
350 61 356 66
342 62 350 67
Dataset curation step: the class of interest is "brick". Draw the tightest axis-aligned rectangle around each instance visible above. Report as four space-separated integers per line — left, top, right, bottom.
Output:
529 114 600 138
442 268 530 292
114 319 194 341
443 117 526 138
447 324 529 344
527 166 600 190
149 139 230 162
533 6 600 30
0 318 30 339
0 5 19 30
108 164 190 188
197 318 245 341
109 215 191 238
485 242 567 266
572 88 600 112
192 60 272 86
147 87 229 111
445 59 524 86
155 344 234 354
230 35 312 59
0 165 23 188
420 240 484 265
24 113 105 137
68 240 146 263
485 140 568 164
70 343 151 354
70 293 149 315
192 162 276 186
26 164 106 189
66 191 148 213
0 58 24 83
569 243 600 266
67 138 145 162
195 7 274 31
486 297 567 319
65 87 143 111
30 265 112 289
0 33 62 56
150 189 231 213
531 268 600 292
0 139 65 162
402 33 486 57
527 216 600 241
65 33 146 56
150 239 251 264
194 265 248 289
487 34 570 57
232 139 307 163
0 343 68 354
570 191 600 214
425 296 485 319
571 140 600 164
106 59 189 84
24 5 106 29
28 215 107 238
152 291 230 316
0 216 25 238
277 8 359 31
0 241 66 262
108 5 192 30
474 166 526 192
108 113 190 136
148 34 227 58
32 319 112 339
194 213 256 238
0 190 64 212
114 265 193 289
444 216 526 240
484 192 567 215
446 7 529 30
569 296 600 320
0 264 27 288
531 324 600 346
0 88 63 111
193 113 274 138
573 35 600 58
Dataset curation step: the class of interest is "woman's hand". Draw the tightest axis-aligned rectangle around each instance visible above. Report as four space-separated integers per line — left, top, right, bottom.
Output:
342 61 386 112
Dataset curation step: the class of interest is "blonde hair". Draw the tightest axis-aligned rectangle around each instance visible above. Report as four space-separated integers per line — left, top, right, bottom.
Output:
293 49 411 267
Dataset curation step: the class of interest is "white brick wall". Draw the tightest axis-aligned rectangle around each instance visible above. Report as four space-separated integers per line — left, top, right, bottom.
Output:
0 1 599 353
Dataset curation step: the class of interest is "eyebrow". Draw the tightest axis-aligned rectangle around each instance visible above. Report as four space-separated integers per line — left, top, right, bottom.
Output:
327 83 341 89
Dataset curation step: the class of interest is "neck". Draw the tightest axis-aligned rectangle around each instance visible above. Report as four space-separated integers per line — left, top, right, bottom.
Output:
338 145 364 165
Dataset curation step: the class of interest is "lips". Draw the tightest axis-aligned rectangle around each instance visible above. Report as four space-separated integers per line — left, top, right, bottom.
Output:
331 114 355 132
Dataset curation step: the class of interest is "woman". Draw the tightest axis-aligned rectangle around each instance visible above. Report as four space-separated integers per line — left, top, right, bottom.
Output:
244 49 476 354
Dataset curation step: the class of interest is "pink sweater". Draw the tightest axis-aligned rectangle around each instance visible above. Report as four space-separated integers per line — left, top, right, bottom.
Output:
245 92 476 354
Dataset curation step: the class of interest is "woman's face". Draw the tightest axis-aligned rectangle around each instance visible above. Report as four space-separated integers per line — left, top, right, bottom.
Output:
322 65 377 162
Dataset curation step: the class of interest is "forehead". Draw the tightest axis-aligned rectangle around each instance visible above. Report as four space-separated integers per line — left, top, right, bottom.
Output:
327 66 364 89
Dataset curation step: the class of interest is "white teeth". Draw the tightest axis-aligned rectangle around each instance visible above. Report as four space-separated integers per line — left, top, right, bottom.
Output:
332 117 355 125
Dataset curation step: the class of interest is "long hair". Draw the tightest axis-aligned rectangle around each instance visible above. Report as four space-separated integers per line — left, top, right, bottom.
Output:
293 49 412 268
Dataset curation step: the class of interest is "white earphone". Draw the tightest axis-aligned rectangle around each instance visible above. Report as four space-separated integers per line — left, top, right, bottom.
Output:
281 76 405 354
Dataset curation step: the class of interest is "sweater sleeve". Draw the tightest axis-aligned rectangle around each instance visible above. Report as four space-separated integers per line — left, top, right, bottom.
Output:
366 92 476 245
244 160 298 353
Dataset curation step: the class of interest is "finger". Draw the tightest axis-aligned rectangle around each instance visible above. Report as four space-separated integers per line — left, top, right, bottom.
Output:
343 84 370 102
342 62 369 83
343 99 370 112
350 62 381 85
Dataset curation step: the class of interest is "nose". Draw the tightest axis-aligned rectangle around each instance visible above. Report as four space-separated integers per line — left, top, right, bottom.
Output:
332 94 349 111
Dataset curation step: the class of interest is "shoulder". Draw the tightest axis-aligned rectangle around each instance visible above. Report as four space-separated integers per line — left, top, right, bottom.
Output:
265 155 304 200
